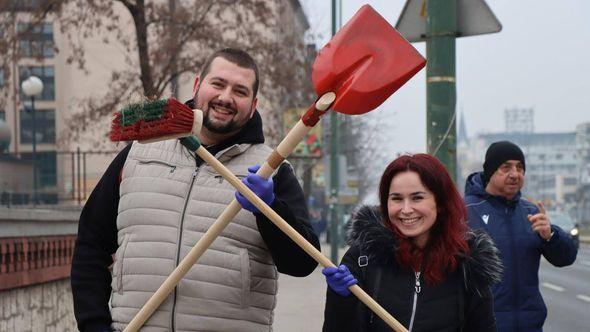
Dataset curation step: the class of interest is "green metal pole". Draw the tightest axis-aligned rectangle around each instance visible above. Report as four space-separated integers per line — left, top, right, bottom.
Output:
329 0 340 264
426 0 457 181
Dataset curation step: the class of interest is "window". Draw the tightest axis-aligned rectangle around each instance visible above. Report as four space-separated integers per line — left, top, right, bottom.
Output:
20 108 55 144
19 66 55 101
0 111 5 121
17 22 54 58
0 68 4 87
20 151 57 187
2 0 42 12
564 178 577 186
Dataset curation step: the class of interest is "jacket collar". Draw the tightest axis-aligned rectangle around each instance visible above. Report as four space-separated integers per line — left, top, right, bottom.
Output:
465 171 521 205
346 205 397 264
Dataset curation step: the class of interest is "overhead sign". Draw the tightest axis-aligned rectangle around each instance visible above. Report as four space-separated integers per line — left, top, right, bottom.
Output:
395 0 502 42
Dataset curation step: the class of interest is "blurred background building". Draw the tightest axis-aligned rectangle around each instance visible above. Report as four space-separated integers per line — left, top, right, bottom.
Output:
458 108 590 226
0 0 314 207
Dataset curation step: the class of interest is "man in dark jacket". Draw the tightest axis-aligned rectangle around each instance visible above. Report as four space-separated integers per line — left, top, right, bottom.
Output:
71 48 319 332
465 140 578 332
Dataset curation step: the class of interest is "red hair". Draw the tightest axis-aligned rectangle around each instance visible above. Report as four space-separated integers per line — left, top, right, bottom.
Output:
378 154 469 285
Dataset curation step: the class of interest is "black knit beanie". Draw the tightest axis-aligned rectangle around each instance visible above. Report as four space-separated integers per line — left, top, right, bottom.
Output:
482 141 525 185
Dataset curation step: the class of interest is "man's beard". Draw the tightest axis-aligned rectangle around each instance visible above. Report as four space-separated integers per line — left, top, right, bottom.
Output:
202 111 241 134
195 91 240 134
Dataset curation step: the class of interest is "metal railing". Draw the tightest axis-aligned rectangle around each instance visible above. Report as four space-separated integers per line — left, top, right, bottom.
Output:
0 148 119 206
0 235 76 290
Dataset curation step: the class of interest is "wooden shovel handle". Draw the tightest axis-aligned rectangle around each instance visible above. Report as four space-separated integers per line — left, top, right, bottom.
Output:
124 95 332 332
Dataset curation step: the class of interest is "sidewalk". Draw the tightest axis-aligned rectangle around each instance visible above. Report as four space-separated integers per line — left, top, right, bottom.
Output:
273 241 343 331
273 234 589 331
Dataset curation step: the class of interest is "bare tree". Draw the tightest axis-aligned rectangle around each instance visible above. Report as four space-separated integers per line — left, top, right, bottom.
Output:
0 0 313 148
340 110 398 204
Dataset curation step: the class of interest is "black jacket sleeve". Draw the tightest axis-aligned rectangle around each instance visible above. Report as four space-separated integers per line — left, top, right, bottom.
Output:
255 162 320 277
323 246 365 332
463 285 497 331
71 144 130 332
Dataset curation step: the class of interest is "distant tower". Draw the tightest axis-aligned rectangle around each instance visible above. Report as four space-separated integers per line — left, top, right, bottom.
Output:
457 111 468 144
456 111 470 192
505 108 534 133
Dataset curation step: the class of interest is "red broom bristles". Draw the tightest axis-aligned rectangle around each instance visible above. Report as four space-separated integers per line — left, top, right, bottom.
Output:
110 98 195 142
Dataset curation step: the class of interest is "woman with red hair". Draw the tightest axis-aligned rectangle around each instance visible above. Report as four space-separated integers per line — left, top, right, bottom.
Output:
322 154 502 331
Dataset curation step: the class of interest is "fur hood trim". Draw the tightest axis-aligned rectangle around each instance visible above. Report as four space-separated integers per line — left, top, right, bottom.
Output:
346 205 397 263
347 205 503 287
460 228 503 287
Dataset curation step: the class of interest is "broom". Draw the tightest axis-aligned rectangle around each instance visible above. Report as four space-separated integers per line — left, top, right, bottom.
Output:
110 98 203 143
110 97 407 332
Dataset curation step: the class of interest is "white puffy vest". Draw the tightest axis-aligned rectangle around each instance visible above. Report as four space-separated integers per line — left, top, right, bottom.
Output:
110 140 278 332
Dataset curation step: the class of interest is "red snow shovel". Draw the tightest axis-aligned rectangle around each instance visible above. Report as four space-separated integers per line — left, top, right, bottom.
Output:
123 5 424 332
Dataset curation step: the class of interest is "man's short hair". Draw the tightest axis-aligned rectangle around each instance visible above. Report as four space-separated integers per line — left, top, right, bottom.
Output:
200 48 260 98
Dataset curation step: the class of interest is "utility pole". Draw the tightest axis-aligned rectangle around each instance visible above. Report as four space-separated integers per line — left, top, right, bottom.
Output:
426 0 457 180
329 0 341 264
396 0 501 182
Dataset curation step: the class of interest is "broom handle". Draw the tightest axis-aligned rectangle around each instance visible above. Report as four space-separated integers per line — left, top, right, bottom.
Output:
124 120 314 332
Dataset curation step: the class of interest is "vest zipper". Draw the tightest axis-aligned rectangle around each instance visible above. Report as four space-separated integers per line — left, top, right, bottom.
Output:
408 271 421 332
171 168 199 331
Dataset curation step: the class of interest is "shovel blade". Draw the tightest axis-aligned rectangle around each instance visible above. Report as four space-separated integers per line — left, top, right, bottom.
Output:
312 5 426 115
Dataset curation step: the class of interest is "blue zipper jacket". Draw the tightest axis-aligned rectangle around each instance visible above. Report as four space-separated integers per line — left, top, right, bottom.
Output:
464 172 578 332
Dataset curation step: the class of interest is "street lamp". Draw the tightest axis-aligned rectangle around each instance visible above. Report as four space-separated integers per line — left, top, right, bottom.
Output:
21 75 44 205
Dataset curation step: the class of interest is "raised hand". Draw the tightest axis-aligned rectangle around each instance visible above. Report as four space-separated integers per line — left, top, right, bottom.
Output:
235 164 275 213
528 201 553 241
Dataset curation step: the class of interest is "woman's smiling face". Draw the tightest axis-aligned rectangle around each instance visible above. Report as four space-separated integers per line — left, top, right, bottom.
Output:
387 171 438 248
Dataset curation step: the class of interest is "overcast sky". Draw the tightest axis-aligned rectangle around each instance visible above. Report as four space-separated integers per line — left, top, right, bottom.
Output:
301 0 590 154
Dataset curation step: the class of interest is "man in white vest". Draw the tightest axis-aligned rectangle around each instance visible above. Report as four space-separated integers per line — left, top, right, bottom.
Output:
71 48 320 332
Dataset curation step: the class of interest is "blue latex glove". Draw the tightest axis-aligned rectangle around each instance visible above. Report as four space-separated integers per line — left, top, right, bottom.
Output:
235 164 275 213
322 264 358 297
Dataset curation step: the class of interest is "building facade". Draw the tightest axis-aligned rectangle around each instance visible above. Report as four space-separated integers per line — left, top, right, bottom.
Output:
0 0 312 205
575 122 590 223
459 130 580 210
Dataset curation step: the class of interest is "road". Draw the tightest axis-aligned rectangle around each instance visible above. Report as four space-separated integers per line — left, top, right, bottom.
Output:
540 244 590 331
273 244 590 331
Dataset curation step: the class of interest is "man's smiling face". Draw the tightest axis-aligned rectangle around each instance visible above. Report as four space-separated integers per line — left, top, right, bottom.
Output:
194 56 258 143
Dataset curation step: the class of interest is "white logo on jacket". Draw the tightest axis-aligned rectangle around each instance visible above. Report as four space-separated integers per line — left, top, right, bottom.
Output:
482 214 490 224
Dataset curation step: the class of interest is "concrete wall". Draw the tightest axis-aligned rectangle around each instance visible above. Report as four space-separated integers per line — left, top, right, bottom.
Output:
0 279 77 332
0 207 80 237
0 207 79 331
